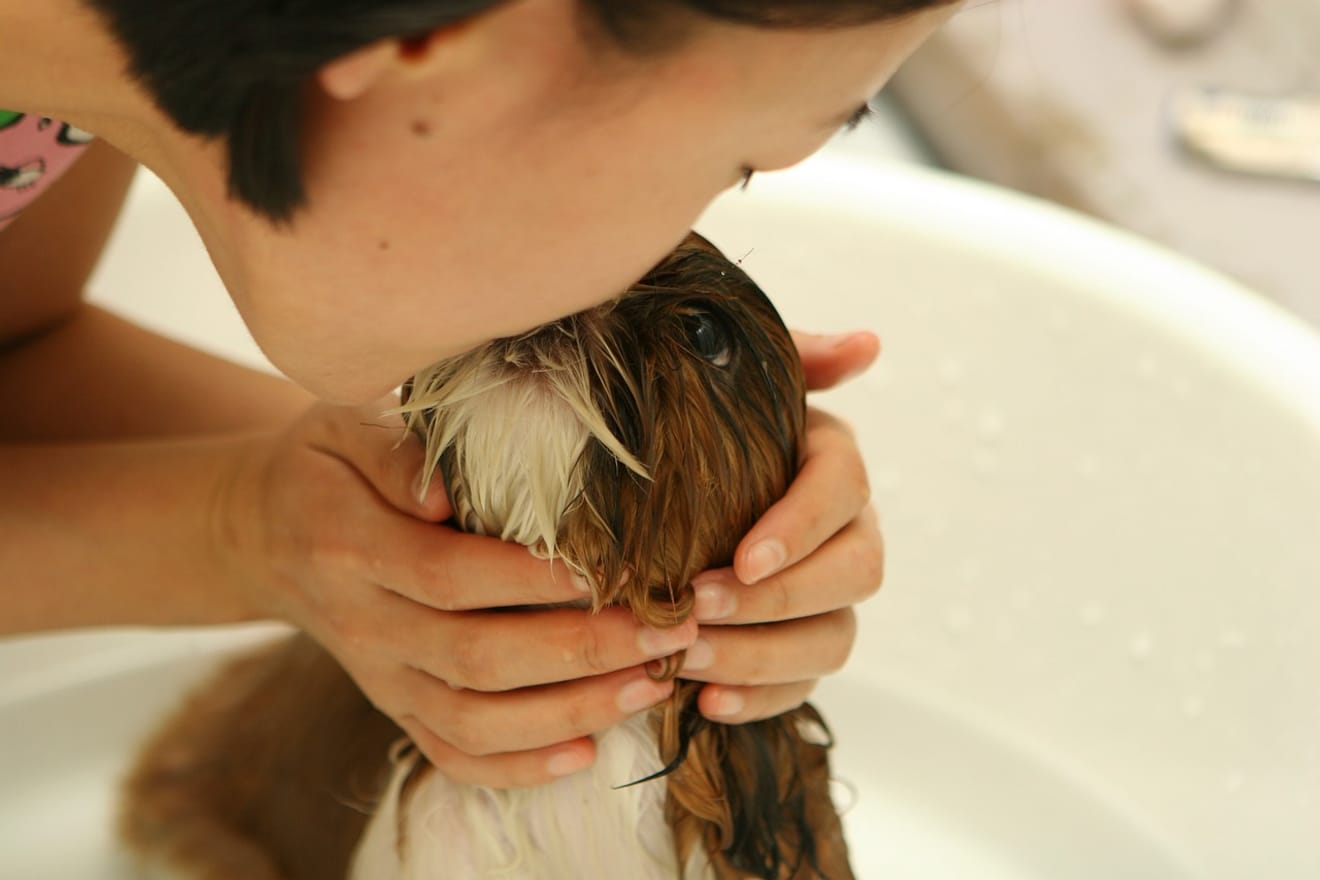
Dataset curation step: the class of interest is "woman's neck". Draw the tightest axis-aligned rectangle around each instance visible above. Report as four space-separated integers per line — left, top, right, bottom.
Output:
0 0 246 293
0 0 149 125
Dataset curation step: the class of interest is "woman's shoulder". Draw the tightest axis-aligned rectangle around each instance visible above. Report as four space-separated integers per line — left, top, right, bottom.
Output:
0 112 94 232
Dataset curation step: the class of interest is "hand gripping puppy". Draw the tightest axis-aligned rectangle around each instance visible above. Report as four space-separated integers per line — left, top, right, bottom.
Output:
119 232 855 880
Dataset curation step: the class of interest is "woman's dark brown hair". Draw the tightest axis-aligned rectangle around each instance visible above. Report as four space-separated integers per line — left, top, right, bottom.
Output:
82 0 951 221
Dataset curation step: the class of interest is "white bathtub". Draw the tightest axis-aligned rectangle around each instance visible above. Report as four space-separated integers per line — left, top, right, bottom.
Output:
2 141 1318 878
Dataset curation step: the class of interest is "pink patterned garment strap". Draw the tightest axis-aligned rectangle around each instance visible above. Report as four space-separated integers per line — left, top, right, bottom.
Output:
0 111 94 232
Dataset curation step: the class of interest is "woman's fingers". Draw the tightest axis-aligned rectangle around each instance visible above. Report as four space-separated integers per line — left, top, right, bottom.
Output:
397 720 599 789
287 424 589 612
730 407 872 586
684 608 855 725
234 401 709 788
246 392 880 788
300 399 452 522
366 514 595 610
693 506 883 625
791 330 880 391
398 665 675 760
302 400 605 612
359 592 697 691
680 608 856 689
694 680 819 725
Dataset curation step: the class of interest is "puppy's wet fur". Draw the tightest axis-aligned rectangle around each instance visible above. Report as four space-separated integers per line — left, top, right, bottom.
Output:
120 233 853 879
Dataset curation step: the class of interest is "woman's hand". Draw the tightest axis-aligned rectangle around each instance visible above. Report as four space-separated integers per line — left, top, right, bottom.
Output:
217 324 880 784
218 401 697 788
680 330 885 722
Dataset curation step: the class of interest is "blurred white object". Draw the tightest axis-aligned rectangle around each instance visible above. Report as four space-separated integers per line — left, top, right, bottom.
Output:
890 0 1320 329
701 154 1320 879
1171 86 1320 181
3 148 1319 878
1123 0 1237 47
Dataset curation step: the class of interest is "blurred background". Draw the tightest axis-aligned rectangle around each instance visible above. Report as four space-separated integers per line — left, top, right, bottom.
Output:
860 0 1319 329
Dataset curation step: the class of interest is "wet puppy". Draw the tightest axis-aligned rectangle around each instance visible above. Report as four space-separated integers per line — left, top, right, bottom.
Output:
119 233 854 880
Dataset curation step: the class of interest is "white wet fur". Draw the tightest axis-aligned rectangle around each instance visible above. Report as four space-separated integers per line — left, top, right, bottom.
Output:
373 329 716 878
350 715 713 879
397 319 648 566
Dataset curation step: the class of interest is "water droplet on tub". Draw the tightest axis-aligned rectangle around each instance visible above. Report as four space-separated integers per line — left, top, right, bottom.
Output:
946 604 973 634
1080 602 1107 627
1078 455 1101 479
1219 630 1249 649
874 469 903 492
1137 354 1158 377
938 358 965 386
977 410 1006 442
973 450 999 476
1181 695 1205 718
1129 633 1155 662
1225 771 1246 794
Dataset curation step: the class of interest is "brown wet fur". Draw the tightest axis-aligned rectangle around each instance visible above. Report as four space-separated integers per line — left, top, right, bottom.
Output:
540 234 851 877
120 233 853 879
119 635 400 880
660 697 853 879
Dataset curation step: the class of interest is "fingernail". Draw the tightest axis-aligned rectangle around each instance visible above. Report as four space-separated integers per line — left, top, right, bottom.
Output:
681 638 715 672
744 540 787 584
617 678 671 714
709 690 746 718
638 623 695 658
546 747 593 778
693 580 736 622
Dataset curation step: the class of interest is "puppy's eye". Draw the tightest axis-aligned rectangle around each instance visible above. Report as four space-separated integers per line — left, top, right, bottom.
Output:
684 312 732 368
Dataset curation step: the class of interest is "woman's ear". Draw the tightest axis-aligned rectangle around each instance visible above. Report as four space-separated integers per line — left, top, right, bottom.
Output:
316 25 474 101
318 41 401 101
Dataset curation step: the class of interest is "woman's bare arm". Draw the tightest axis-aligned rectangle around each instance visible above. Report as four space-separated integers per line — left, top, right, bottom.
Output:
0 140 310 442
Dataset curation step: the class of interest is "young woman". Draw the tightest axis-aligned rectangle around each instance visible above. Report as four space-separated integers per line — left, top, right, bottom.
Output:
0 0 954 788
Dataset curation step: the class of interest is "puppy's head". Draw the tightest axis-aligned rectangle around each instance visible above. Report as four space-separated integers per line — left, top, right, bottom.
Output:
399 233 806 627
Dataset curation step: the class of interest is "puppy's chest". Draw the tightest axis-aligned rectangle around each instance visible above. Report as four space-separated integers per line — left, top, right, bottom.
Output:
350 714 713 880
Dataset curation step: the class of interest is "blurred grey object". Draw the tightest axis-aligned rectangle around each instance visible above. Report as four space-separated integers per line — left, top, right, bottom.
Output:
889 0 1320 328
1170 87 1320 182
1123 0 1238 48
